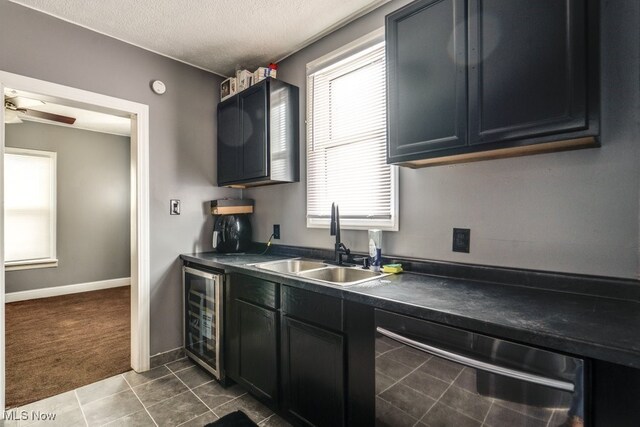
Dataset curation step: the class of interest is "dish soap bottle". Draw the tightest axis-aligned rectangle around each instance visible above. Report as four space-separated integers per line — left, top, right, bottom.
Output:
368 229 382 272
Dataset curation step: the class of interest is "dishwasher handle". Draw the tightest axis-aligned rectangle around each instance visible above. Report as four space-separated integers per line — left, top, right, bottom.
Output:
376 327 575 393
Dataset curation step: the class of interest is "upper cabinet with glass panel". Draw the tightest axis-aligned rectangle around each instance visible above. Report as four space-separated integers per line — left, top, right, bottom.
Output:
217 78 299 188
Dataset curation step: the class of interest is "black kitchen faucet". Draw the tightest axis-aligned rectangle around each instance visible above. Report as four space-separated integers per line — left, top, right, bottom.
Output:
330 202 351 265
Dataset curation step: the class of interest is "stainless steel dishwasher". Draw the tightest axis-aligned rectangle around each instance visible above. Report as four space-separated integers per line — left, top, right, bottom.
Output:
375 309 586 427
182 265 224 380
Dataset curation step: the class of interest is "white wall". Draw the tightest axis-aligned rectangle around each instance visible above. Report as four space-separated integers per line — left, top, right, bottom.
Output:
5 122 130 293
246 0 640 280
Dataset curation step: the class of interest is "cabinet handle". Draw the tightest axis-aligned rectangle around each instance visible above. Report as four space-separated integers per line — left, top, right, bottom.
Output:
376 327 575 393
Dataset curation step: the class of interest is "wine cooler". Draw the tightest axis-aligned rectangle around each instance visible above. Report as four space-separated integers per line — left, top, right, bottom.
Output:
182 265 223 380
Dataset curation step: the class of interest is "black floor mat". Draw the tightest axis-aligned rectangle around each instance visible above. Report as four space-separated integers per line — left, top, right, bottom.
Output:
205 411 258 426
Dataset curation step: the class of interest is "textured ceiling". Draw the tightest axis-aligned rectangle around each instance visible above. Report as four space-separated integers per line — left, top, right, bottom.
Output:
10 0 389 77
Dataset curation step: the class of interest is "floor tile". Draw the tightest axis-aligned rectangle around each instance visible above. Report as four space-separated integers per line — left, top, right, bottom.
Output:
123 366 172 388
379 382 436 420
418 356 463 383
258 413 292 426
483 402 549 427
375 356 414 381
146 391 208 427
381 346 430 370
28 406 86 427
133 374 189 407
452 367 479 394
19 391 79 417
175 411 218 427
376 372 396 395
213 394 273 424
421 402 482 427
439 384 492 422
82 389 144 426
192 381 245 410
400 369 449 399
103 409 156 427
375 396 418 427
492 396 556 422
174 366 215 389
166 358 196 373
75 375 130 405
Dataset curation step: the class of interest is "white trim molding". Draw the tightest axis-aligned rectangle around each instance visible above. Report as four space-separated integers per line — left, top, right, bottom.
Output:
0 70 151 411
5 277 131 303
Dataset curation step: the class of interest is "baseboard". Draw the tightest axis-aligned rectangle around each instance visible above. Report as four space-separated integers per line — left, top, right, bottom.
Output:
5 277 131 303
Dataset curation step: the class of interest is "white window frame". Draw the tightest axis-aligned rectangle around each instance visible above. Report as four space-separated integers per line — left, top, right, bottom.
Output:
4 147 58 270
306 28 399 231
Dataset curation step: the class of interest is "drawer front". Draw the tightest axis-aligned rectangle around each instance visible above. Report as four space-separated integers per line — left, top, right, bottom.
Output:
232 274 278 309
282 285 343 331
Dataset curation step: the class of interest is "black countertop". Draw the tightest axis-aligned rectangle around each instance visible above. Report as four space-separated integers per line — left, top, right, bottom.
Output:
180 252 640 370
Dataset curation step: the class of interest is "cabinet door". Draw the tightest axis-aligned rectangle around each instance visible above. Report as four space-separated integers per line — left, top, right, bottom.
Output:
239 84 269 180
235 300 278 403
281 316 345 426
468 0 587 145
217 98 242 185
387 0 467 163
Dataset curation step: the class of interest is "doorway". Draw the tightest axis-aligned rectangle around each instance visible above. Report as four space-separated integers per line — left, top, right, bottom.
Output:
0 70 151 411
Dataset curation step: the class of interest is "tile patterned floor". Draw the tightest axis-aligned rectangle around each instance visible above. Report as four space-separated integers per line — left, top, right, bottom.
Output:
3 358 291 427
374 335 572 427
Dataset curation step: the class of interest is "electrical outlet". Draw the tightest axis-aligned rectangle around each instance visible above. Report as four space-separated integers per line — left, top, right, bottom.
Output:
452 228 470 253
170 199 180 215
273 224 280 239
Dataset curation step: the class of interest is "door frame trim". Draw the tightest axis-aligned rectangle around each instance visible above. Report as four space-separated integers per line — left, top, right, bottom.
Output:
0 70 151 411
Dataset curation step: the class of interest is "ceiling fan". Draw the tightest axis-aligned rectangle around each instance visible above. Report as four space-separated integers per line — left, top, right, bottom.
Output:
4 96 76 125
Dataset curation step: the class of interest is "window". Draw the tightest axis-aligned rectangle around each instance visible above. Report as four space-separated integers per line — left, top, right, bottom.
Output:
4 147 57 270
306 29 398 230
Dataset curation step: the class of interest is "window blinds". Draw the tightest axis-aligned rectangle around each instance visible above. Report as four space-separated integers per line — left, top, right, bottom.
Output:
4 148 57 264
307 41 397 229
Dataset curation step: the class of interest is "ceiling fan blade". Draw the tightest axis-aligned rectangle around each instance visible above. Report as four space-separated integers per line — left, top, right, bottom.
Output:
23 108 76 125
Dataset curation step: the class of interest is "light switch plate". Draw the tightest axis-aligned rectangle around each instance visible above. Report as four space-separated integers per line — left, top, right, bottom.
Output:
170 199 180 215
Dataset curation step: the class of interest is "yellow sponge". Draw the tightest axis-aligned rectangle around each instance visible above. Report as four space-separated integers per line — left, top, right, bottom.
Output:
382 264 403 274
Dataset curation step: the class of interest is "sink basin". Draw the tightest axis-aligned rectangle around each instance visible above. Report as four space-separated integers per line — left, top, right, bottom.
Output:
253 259 326 274
298 266 386 286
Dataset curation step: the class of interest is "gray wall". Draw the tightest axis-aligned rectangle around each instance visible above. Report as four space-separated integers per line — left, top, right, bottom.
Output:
5 121 130 293
246 0 640 280
0 2 238 355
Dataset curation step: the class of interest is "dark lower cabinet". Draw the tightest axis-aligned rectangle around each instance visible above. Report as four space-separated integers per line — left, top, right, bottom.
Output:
225 275 373 426
235 300 278 402
281 316 345 427
225 274 279 406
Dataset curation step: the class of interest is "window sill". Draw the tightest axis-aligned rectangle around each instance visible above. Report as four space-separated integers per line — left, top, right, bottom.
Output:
5 259 59 271
307 218 398 232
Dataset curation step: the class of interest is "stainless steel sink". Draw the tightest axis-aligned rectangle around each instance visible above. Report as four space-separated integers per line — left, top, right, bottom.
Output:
252 258 388 286
253 259 327 274
298 266 386 286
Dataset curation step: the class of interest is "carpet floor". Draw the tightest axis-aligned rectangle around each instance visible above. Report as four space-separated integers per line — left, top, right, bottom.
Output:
5 286 131 408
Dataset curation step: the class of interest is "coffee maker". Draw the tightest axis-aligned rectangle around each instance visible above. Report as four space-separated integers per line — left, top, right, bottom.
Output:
210 199 253 253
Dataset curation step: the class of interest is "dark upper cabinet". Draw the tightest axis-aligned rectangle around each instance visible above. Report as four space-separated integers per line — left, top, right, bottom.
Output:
386 0 599 167
217 78 300 187
387 0 468 161
217 98 242 184
468 0 589 145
